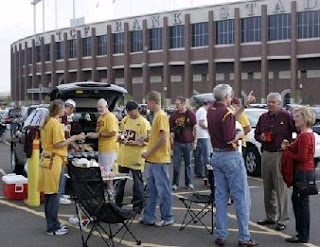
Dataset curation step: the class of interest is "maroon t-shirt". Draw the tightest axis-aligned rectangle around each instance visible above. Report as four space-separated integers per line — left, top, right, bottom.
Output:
254 110 295 151
169 110 197 143
61 114 71 139
207 102 236 149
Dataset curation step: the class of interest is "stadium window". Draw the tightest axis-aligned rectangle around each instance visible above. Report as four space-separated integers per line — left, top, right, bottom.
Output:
192 22 209 47
114 32 124 54
56 42 64 60
82 37 92 57
131 30 143 52
241 16 261 43
216 19 235 45
268 14 291 41
69 39 77 58
170 25 185 49
149 28 162 50
298 10 320 39
45 44 51 61
97 35 107 55
36 45 41 63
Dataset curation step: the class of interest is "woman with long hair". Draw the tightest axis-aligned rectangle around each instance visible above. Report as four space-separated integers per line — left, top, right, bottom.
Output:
282 106 316 243
38 99 84 235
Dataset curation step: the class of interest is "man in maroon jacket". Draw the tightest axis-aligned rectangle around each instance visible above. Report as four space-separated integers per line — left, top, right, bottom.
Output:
255 92 296 231
170 96 197 190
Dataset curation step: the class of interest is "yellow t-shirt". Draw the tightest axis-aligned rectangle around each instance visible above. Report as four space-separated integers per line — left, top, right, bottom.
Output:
38 117 67 194
41 117 67 158
146 109 171 164
97 112 119 152
117 115 151 171
237 112 251 147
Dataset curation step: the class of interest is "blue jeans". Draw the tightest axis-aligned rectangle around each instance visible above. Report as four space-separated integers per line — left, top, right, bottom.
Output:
211 151 251 242
143 163 173 223
58 166 67 200
195 138 210 177
44 193 61 232
172 142 193 186
115 166 144 212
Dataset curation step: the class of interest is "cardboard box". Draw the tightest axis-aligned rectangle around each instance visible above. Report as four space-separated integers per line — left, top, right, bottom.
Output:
2 174 28 200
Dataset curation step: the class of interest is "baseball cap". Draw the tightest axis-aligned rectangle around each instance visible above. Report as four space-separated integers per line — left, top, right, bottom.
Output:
125 101 139 112
65 99 76 108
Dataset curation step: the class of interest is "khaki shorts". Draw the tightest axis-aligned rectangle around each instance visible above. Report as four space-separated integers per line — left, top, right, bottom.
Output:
98 152 118 175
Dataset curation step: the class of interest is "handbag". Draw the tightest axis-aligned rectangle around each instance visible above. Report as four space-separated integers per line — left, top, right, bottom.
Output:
295 168 318 197
296 180 318 197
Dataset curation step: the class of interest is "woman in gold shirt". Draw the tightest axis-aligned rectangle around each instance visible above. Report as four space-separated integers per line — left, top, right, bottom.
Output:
38 100 84 235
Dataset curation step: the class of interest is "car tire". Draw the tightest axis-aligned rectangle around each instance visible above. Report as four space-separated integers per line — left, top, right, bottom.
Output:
244 145 261 177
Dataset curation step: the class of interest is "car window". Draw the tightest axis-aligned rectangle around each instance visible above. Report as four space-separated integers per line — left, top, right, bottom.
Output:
245 110 267 128
23 108 49 129
9 109 22 118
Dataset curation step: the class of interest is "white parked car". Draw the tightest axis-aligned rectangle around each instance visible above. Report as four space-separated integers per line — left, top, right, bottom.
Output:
244 108 320 177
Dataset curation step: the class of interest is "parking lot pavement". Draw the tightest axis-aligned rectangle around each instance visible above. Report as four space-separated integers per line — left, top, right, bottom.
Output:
0 142 320 247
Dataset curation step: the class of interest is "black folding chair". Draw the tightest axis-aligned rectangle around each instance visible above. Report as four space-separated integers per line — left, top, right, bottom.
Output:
179 165 215 234
69 165 141 247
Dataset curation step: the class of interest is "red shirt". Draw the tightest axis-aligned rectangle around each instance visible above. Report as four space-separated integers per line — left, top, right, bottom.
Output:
288 132 315 171
169 110 197 143
207 102 235 149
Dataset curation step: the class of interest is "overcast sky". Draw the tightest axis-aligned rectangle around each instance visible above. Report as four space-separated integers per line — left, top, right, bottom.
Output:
0 0 236 94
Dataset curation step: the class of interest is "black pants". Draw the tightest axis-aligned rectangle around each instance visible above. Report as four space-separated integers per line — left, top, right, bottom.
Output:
291 170 314 242
115 166 144 213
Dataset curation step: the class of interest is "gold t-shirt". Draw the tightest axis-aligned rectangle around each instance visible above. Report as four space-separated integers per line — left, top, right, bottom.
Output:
97 112 119 152
117 115 150 171
146 109 171 164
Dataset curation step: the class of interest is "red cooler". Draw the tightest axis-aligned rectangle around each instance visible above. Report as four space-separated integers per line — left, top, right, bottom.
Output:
2 174 28 200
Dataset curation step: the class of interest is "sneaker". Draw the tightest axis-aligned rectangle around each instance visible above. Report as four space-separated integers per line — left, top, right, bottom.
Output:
187 184 194 190
60 224 68 230
62 194 71 199
139 219 155 226
155 219 174 227
59 197 72 205
46 228 68 236
172 184 178 191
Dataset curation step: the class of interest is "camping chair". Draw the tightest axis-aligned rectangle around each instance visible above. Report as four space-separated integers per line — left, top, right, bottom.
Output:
69 165 141 247
179 164 215 234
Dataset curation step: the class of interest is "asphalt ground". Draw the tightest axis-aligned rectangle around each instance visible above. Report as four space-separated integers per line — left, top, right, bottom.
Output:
0 141 319 247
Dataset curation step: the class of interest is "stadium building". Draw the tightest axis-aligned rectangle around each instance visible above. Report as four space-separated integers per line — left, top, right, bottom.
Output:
10 0 320 105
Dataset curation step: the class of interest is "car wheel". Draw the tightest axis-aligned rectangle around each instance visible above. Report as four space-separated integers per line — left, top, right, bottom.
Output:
245 146 261 177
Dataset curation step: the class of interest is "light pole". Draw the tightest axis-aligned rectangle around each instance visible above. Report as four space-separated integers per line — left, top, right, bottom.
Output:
30 0 42 34
73 0 76 19
42 0 45 32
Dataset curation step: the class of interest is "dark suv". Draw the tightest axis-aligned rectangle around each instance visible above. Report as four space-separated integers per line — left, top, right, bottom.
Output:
10 82 127 175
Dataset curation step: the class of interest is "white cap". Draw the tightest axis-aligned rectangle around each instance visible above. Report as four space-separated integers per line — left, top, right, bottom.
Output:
65 99 76 108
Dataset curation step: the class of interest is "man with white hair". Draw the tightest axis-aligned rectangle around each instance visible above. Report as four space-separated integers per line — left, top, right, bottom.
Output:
255 92 295 231
88 98 119 189
207 84 257 247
